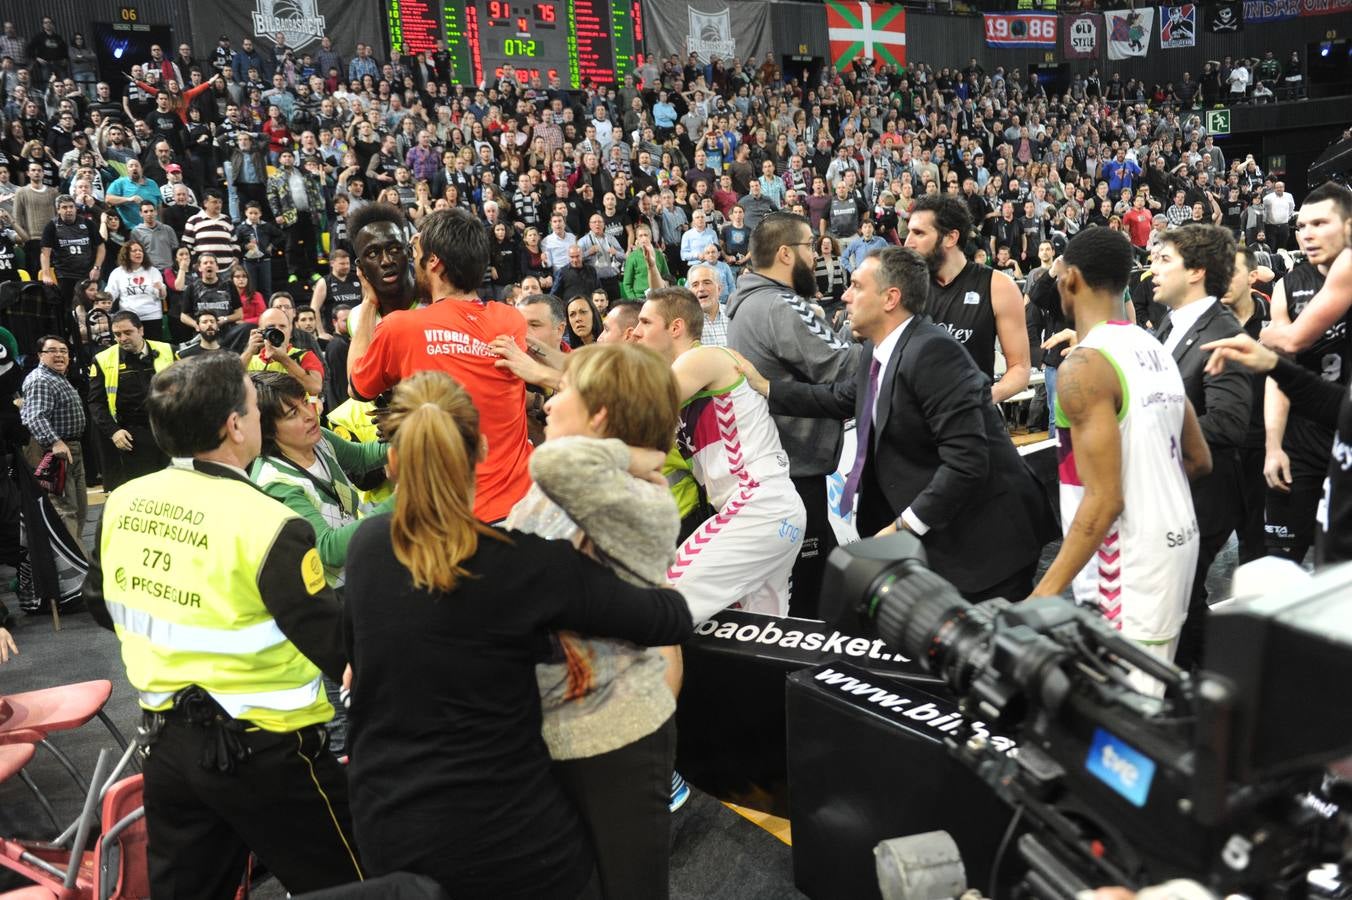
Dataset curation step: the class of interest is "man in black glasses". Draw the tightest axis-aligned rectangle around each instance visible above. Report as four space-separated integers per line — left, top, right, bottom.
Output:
727 212 862 617
19 335 88 542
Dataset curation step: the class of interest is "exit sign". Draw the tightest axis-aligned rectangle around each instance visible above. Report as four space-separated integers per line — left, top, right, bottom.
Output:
1206 108 1231 136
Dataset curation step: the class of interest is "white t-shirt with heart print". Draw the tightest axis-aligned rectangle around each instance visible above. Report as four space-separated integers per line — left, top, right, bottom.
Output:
105 265 165 323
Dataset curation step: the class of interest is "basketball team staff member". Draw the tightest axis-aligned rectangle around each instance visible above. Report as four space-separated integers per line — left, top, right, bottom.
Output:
348 208 533 523
83 353 363 898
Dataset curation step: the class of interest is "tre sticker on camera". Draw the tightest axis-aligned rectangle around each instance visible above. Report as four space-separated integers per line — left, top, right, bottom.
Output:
1086 727 1156 807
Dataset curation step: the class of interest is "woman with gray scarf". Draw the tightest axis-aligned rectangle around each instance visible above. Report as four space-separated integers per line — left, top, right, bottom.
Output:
505 341 686 900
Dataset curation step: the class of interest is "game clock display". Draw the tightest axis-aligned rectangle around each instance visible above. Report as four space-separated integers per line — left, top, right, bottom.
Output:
387 0 641 88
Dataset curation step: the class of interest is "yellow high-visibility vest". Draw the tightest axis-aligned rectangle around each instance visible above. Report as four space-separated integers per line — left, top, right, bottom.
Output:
99 462 332 732
91 341 176 420
326 398 393 505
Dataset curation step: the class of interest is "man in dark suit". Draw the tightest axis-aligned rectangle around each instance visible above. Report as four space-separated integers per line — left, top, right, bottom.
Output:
430 150 469 201
742 246 1056 601
410 51 440 97
1152 225 1251 668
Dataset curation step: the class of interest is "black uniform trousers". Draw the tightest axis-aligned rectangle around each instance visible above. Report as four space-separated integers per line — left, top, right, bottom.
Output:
788 475 837 620
55 276 84 338
143 719 364 898
1265 447 1326 564
1236 446 1267 564
285 211 318 282
102 423 167 492
1174 527 1232 671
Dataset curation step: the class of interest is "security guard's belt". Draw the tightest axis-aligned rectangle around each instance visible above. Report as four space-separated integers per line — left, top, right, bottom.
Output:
142 686 253 774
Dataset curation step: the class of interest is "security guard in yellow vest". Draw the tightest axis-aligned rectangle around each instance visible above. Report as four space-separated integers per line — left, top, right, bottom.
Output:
325 396 394 505
86 311 175 491
84 352 364 898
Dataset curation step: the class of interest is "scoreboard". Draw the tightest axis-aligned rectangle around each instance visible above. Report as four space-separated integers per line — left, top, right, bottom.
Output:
387 0 642 88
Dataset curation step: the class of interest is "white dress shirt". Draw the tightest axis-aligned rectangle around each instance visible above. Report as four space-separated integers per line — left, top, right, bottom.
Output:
864 315 929 535
1162 297 1215 356
870 316 912 424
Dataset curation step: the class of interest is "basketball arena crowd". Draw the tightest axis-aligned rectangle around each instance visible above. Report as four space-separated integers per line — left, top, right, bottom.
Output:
0 13 1350 899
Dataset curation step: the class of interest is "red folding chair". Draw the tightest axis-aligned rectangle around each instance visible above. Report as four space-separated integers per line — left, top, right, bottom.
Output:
0 682 130 792
0 744 37 785
0 728 61 832
0 740 95 897
0 704 59 831
0 745 145 900
91 775 148 900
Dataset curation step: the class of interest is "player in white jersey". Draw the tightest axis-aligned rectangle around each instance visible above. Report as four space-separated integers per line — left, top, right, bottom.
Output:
1032 230 1213 688
634 287 807 623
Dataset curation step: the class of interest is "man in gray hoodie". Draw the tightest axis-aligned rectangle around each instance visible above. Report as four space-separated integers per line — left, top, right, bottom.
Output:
727 212 862 618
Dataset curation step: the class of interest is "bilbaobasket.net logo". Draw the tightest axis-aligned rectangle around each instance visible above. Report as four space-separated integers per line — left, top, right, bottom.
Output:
253 0 328 52
694 615 912 661
810 666 1018 754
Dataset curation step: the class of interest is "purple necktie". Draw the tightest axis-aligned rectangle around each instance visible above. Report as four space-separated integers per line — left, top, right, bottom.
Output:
841 356 882 516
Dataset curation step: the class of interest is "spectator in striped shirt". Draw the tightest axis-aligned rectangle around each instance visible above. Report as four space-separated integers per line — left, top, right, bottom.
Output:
183 190 239 266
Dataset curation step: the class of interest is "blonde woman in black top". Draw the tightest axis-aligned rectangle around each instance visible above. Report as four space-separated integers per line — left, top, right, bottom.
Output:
343 371 691 900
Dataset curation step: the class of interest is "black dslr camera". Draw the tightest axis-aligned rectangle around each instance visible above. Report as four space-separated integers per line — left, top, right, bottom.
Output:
821 533 1352 900
260 326 287 348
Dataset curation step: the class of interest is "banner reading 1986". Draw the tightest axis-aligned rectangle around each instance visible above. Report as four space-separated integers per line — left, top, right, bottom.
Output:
983 12 1058 47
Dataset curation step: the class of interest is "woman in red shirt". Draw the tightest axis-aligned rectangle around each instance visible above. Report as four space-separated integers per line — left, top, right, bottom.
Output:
262 106 292 164
230 265 268 326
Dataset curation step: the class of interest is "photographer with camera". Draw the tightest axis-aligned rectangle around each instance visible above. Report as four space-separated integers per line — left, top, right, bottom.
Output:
242 307 323 398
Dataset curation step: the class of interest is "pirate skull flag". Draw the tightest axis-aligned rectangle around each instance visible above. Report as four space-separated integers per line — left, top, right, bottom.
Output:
1207 1 1244 31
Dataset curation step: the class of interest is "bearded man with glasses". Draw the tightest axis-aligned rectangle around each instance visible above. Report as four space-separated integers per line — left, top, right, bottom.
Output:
726 212 862 618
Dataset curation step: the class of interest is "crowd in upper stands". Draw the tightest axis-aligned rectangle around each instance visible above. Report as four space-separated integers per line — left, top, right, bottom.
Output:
0 17 1313 330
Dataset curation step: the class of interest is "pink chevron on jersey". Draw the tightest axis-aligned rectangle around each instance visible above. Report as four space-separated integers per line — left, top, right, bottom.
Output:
1057 427 1083 486
667 485 756 581
678 378 789 510
1057 322 1197 643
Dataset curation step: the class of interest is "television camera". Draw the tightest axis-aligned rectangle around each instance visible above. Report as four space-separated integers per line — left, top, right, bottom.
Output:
820 533 1352 900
